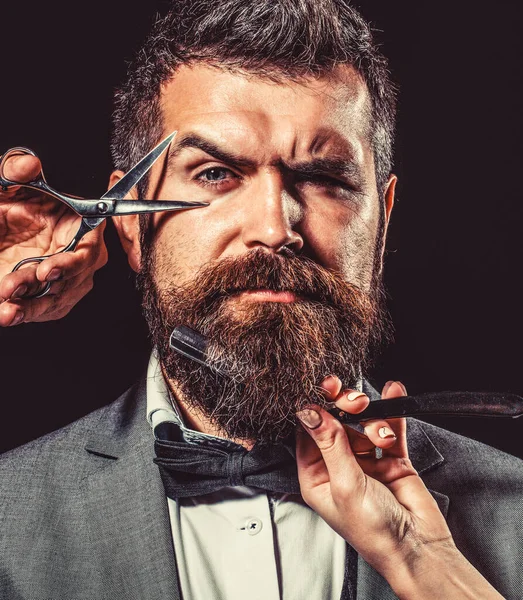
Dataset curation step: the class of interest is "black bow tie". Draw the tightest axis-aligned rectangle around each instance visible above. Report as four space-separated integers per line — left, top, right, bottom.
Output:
153 423 300 499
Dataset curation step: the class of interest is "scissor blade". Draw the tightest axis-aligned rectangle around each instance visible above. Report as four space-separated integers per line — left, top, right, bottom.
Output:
102 131 177 200
112 199 209 215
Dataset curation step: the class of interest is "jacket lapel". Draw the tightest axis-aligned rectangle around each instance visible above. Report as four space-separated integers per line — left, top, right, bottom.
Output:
81 380 180 600
356 383 449 600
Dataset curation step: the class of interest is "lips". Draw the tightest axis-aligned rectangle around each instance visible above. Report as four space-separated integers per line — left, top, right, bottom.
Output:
236 289 298 303
225 286 327 304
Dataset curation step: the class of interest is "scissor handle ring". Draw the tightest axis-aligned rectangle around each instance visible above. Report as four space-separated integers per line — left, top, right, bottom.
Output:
0 147 43 189
11 256 52 299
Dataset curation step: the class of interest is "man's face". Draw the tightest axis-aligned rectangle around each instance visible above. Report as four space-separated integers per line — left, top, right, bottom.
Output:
141 63 391 291
114 63 395 443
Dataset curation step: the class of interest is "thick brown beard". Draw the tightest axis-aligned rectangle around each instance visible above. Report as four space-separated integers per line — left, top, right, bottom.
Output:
138 248 390 444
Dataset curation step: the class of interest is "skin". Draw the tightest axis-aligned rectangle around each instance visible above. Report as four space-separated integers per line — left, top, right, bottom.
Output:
114 63 396 444
1 62 501 597
113 64 394 289
109 64 501 597
0 154 107 325
299 381 503 598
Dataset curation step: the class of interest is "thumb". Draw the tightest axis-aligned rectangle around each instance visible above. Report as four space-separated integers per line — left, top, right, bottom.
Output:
2 152 42 186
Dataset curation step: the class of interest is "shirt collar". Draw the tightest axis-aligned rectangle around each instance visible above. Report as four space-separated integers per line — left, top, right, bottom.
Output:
146 349 242 450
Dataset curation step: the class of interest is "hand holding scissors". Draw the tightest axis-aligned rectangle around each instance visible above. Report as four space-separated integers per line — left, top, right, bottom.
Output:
0 132 207 325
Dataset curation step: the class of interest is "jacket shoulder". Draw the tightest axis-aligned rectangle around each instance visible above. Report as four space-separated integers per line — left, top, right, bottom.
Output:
412 420 523 599
0 380 144 509
417 418 523 483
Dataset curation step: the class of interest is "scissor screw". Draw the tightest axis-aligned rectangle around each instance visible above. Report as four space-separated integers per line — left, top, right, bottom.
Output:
97 202 108 214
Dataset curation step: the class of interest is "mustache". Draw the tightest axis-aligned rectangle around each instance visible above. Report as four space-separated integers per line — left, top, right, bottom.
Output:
173 248 371 309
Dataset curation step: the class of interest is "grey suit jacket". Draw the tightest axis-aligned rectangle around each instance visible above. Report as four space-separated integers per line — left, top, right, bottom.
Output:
1 378 522 600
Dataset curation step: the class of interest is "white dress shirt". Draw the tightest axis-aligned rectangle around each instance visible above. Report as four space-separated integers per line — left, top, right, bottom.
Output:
146 350 348 600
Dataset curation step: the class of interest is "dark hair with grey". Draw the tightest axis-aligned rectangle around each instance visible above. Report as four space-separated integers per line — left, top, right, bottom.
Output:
111 0 396 223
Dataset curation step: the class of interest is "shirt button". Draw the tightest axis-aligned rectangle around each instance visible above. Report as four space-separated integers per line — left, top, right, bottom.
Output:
244 517 263 536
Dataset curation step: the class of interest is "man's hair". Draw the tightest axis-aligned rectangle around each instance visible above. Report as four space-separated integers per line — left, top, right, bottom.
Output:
111 0 396 201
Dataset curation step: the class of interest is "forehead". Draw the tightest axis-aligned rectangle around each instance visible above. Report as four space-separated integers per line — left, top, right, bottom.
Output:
159 64 373 162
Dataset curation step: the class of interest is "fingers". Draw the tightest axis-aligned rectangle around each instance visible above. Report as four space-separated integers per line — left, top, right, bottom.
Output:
296 405 365 499
1 153 42 186
320 375 369 414
320 377 397 452
332 387 370 414
380 381 409 458
0 248 97 304
296 385 453 576
0 272 95 325
0 263 46 301
363 420 397 448
320 375 343 398
0 300 25 326
0 222 107 326
382 379 407 399
296 404 417 502
35 223 108 282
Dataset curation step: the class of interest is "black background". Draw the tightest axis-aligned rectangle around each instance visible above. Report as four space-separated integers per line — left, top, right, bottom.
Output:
2 1 523 457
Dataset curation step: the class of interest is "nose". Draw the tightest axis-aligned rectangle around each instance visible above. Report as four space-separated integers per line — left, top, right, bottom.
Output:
241 170 304 253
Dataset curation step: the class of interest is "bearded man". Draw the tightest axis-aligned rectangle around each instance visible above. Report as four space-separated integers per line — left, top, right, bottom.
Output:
0 1 521 599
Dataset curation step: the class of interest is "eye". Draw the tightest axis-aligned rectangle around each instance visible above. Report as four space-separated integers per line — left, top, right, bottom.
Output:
195 167 238 186
296 173 353 192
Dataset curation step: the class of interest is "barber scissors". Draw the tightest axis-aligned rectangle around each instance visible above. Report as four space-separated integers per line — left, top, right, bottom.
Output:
0 132 208 298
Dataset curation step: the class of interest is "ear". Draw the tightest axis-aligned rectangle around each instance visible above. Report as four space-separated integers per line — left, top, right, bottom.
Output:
109 170 142 273
382 174 397 239
374 174 397 274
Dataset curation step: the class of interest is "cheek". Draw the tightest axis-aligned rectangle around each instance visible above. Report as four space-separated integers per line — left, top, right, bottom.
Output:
151 208 236 289
303 201 380 290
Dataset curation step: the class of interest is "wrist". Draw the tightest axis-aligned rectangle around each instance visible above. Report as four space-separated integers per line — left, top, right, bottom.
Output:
383 540 504 600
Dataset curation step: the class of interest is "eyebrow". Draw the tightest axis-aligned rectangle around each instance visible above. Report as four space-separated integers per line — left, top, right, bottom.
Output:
167 133 364 183
168 134 258 170
284 157 363 183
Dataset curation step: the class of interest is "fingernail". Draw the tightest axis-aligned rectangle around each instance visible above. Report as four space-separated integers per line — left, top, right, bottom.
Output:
320 374 339 388
347 391 367 402
10 312 24 326
382 380 394 395
395 381 408 395
12 284 27 299
46 268 62 282
378 426 396 439
322 374 337 383
296 408 323 429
